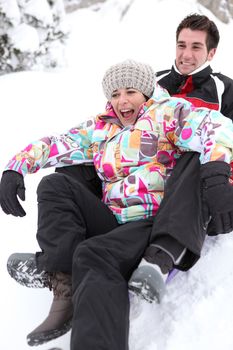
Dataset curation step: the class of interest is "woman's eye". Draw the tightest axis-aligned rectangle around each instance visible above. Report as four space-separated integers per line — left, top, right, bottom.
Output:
112 93 119 98
127 90 136 94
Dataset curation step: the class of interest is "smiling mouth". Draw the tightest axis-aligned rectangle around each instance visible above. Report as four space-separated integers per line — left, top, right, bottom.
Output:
181 61 193 67
121 109 134 118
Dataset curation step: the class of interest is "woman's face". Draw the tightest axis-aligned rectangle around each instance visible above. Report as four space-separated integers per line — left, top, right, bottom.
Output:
110 88 147 127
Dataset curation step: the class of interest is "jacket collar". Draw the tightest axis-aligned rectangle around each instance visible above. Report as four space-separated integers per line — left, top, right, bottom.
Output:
173 60 211 76
97 102 147 127
98 83 170 126
167 63 213 92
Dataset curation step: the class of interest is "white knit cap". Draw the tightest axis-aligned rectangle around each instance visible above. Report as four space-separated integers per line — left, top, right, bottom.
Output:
102 59 155 100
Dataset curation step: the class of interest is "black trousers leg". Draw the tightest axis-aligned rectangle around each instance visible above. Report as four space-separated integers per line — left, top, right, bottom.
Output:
71 218 153 350
55 164 102 199
36 172 118 273
151 152 206 270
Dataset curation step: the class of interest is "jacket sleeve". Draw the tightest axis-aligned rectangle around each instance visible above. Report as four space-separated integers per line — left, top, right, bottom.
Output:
5 117 96 176
220 75 233 121
163 98 233 164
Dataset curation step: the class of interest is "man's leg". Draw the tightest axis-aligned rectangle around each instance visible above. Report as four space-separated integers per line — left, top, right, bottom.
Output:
71 218 153 350
128 153 206 302
150 152 206 270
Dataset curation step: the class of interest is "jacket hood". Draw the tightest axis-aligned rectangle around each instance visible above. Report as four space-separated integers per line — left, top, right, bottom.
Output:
98 83 171 125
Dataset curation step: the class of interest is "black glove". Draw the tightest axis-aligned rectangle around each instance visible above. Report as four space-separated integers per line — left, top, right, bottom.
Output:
201 161 233 234
0 170 26 217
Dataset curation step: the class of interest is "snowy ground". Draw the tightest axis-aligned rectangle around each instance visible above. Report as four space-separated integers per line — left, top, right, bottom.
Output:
1 0 233 349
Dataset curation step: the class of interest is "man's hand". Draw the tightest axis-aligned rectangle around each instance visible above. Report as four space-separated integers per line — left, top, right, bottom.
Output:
0 170 26 217
201 161 233 234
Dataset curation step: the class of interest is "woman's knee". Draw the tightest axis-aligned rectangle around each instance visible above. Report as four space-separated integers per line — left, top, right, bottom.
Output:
37 172 79 198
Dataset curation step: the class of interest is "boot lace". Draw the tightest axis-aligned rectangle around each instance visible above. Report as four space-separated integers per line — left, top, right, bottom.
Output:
48 272 72 298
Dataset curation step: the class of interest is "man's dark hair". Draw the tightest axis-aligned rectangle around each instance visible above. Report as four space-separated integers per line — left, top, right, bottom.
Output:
176 14 220 51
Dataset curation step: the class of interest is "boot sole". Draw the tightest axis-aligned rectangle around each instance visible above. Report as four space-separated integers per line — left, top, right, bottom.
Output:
7 253 49 288
128 265 166 303
27 319 72 346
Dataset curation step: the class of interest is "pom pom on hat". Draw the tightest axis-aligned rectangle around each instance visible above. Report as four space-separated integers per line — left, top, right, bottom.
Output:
102 59 155 100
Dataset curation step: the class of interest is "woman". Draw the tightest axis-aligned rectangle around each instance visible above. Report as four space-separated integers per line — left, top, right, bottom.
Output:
1 59 233 349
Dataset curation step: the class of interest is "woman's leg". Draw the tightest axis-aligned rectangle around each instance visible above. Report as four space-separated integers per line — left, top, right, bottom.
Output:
55 164 102 199
7 164 107 282
36 172 118 273
71 218 153 350
26 171 118 345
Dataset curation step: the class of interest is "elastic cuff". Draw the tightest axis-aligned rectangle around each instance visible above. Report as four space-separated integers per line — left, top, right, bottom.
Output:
151 235 186 264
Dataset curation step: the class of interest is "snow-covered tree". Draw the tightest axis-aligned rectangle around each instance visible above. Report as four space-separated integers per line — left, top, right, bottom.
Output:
198 0 233 23
0 0 69 74
64 0 107 13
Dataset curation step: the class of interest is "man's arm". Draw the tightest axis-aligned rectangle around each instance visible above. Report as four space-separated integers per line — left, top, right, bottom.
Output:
214 73 233 120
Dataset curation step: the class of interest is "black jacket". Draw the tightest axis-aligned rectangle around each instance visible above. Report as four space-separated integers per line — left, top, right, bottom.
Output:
156 65 233 120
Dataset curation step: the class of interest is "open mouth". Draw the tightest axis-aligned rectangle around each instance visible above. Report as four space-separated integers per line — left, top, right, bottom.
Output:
121 109 134 119
180 61 193 68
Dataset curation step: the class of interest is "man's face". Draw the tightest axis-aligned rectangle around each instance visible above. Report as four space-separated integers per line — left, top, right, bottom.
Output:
175 28 216 75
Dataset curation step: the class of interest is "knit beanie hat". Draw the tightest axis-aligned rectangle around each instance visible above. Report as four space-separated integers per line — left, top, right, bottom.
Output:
102 59 155 100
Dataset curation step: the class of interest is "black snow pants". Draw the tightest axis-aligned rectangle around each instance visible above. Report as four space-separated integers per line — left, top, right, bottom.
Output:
34 153 208 350
35 153 205 274
69 153 206 350
35 166 118 273
71 218 153 350
34 165 155 350
151 151 206 270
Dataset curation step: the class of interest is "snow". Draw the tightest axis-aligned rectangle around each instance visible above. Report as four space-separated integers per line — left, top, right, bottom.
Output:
0 0 21 26
23 0 54 25
1 0 233 349
9 23 40 52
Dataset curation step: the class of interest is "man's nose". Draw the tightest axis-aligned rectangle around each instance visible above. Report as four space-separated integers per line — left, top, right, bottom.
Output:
182 48 193 59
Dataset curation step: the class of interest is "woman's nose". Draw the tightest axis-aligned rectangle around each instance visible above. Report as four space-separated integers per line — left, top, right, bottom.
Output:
118 93 128 104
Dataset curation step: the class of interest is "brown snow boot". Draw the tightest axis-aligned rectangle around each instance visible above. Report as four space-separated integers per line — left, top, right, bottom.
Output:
27 272 73 346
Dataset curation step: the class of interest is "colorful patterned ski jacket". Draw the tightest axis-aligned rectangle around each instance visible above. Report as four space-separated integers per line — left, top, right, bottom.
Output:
5 84 233 224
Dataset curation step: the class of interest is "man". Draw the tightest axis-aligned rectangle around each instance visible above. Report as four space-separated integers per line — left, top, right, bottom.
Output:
128 13 233 300
154 13 233 237
4 13 233 346
157 13 233 119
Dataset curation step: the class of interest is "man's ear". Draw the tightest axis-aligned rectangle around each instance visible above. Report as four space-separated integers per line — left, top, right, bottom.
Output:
207 47 217 61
